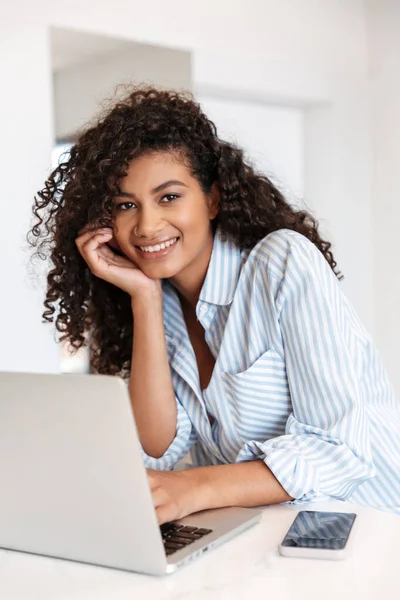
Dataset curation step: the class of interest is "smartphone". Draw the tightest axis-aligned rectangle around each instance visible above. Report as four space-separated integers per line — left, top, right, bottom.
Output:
278 510 357 560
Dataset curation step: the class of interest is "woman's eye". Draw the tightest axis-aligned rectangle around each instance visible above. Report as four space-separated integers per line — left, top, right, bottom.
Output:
117 202 135 211
161 194 179 203
115 195 178 211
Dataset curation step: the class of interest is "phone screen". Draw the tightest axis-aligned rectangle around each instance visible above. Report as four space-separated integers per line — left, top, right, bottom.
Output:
281 511 357 550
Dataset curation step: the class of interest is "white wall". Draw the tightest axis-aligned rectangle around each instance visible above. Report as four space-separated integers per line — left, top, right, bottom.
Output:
0 22 59 373
304 88 374 322
4 1 368 79
54 41 191 139
0 1 385 378
366 0 400 392
197 97 305 201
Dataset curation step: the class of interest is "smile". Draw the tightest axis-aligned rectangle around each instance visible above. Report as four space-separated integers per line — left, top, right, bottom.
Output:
135 237 180 260
138 237 179 253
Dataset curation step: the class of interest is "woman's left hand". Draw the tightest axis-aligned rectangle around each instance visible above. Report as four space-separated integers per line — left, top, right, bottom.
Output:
147 468 210 525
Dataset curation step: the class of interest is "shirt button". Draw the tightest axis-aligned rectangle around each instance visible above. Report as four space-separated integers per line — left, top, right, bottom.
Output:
199 305 207 315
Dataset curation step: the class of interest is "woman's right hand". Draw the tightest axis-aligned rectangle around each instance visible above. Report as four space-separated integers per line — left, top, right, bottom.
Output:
75 227 161 300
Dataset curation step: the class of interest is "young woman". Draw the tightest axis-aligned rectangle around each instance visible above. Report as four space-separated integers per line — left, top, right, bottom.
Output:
29 87 400 524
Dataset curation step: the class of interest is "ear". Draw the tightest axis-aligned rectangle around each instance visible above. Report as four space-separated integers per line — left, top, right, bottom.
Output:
208 182 220 220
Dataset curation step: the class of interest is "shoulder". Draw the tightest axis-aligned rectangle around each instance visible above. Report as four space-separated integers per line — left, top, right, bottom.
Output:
244 228 327 282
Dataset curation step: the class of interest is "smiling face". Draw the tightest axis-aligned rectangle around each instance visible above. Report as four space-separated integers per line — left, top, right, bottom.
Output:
112 151 219 292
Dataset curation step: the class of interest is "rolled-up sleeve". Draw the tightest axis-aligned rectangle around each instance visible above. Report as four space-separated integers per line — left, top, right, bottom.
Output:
140 396 197 471
237 237 376 503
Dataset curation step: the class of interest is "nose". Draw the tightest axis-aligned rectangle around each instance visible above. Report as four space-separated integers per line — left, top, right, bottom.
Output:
134 205 165 240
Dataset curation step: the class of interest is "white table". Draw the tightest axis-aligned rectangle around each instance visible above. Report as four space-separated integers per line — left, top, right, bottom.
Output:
0 500 398 600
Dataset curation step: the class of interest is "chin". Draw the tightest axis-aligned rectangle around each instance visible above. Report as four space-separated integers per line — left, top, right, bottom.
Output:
141 263 181 280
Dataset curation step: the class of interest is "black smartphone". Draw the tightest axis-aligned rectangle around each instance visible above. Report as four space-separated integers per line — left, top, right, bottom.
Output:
279 510 357 560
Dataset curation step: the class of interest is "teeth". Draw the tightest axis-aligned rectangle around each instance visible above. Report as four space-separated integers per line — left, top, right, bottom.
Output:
139 238 178 253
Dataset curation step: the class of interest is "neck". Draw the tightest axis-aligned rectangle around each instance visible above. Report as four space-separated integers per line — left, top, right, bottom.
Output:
169 234 214 310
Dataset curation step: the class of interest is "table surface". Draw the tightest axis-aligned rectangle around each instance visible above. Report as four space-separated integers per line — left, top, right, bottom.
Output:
0 500 399 600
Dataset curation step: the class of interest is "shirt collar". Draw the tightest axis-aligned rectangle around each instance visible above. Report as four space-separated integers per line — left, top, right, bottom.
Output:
198 227 243 307
161 227 243 340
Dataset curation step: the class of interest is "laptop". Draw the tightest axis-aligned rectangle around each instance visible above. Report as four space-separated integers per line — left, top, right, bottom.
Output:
0 372 262 575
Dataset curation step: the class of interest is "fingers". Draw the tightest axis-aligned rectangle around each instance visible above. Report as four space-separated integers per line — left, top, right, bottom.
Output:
147 471 179 525
96 246 135 269
155 504 174 526
76 228 133 270
147 471 168 519
74 224 152 295
151 484 177 525
147 471 167 503
76 224 113 239
151 485 169 509
75 228 112 252
147 470 158 490
81 231 113 257
75 229 114 275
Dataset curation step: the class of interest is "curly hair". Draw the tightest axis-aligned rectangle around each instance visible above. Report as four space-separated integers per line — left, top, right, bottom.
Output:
28 85 342 377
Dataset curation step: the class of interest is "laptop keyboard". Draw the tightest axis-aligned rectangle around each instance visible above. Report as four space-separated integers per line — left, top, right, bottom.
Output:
160 523 213 556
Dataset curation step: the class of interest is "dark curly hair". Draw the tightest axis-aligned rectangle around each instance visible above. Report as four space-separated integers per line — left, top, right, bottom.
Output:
28 85 341 377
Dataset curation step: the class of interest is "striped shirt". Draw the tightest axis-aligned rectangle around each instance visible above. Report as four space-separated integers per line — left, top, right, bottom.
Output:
142 228 400 514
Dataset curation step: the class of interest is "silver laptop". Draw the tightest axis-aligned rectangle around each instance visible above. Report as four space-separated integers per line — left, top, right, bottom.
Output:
0 372 261 575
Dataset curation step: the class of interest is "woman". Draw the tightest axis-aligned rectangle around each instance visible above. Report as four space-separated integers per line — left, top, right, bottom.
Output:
29 86 400 524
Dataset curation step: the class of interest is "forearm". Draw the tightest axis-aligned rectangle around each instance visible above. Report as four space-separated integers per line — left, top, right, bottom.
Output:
190 461 293 511
129 291 177 458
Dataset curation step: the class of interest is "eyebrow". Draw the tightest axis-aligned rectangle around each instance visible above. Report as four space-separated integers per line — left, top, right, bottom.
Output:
115 179 189 199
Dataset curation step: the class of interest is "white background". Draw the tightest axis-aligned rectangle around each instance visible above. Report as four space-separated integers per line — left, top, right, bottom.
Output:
197 97 305 203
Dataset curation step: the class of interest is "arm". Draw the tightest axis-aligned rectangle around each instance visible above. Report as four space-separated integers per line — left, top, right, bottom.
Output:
199 461 293 508
129 288 198 467
75 227 196 466
148 461 292 524
236 235 376 502
129 290 177 458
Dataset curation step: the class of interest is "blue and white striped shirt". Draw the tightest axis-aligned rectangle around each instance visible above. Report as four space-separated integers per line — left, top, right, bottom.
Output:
142 228 400 514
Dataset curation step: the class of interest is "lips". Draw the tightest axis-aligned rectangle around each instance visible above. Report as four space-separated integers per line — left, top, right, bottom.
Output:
135 237 180 261
137 237 179 253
